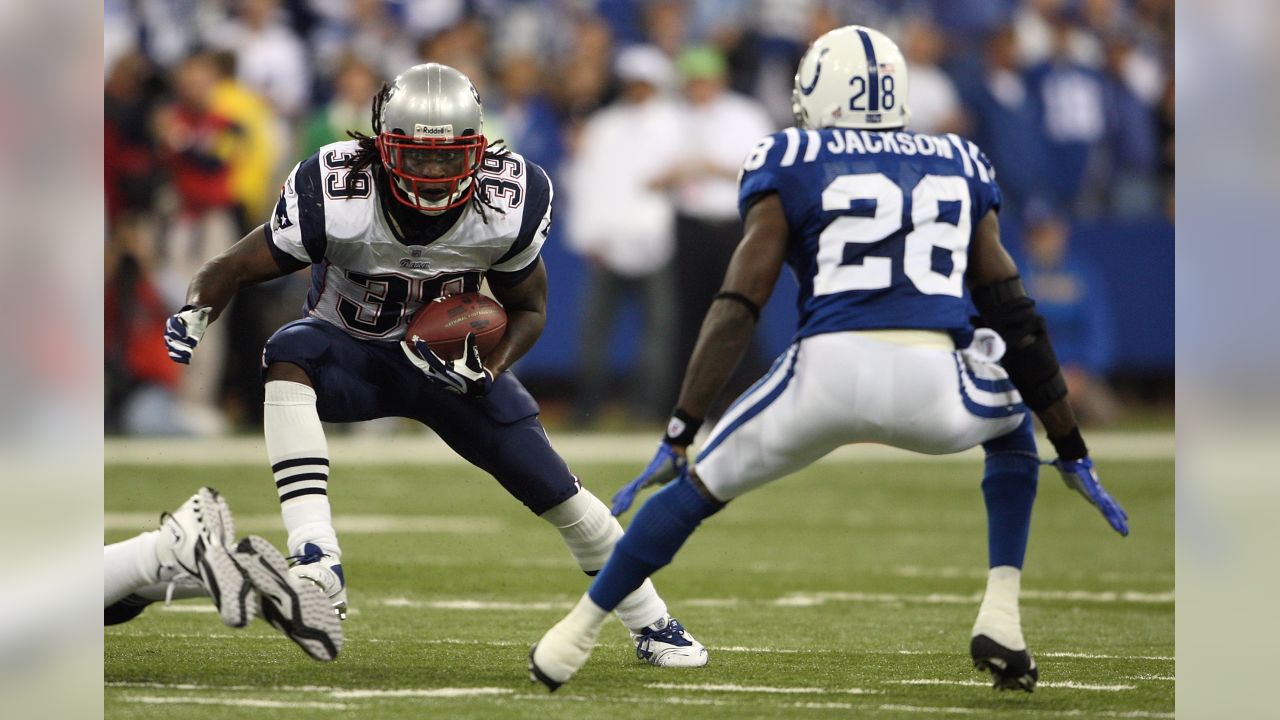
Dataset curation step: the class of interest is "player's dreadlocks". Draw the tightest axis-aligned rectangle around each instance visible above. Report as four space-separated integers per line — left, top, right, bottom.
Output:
346 82 510 222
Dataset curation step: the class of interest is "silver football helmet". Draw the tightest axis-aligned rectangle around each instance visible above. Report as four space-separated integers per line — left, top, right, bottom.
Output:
376 63 487 213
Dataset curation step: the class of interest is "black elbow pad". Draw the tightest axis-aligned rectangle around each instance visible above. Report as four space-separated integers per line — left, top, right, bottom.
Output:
972 277 1068 412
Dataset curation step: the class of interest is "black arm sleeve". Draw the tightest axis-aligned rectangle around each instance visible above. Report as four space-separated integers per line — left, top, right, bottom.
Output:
971 276 1068 413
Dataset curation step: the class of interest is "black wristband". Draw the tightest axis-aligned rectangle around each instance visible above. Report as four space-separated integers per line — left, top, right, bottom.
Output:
1048 426 1088 461
712 291 761 322
664 408 703 446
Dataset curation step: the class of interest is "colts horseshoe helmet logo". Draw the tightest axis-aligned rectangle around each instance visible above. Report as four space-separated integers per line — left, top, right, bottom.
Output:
798 47 829 96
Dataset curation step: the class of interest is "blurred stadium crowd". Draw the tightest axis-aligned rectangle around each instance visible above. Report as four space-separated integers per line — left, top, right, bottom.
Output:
104 0 1174 435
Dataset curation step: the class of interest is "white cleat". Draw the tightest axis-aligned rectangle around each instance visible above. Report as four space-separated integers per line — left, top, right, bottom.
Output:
155 487 253 628
232 536 344 661
631 616 708 667
528 616 603 692
288 542 348 620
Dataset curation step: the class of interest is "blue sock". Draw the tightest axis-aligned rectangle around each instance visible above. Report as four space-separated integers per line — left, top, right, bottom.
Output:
980 415 1040 569
587 476 722 611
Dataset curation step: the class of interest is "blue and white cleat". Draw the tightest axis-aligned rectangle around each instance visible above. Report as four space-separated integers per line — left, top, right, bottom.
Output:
288 542 348 620
632 616 708 667
233 536 344 661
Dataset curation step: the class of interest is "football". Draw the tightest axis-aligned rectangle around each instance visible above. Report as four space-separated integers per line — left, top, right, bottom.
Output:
406 292 507 361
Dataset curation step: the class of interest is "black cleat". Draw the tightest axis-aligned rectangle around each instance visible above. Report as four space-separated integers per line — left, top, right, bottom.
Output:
528 644 562 692
970 634 1038 692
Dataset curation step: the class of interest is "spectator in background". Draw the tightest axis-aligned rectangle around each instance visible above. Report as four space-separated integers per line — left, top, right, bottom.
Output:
207 0 310 148
308 0 416 83
206 50 303 430
552 13 616 126
954 25 1051 219
416 14 490 93
105 52 162 222
644 0 688 57
901 18 966 136
490 51 565 176
207 51 282 229
150 53 244 434
1098 29 1160 216
105 217 187 435
300 55 378 157
1020 204 1119 426
656 46 773 419
566 45 683 426
1026 9 1108 214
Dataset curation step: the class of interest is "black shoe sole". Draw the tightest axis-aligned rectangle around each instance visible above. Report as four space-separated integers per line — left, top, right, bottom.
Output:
232 536 343 662
528 644 563 692
970 634 1038 692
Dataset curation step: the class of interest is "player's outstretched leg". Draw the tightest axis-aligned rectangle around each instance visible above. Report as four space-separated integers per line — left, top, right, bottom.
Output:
530 475 722 690
151 487 253 627
231 535 344 661
540 488 708 668
971 416 1040 692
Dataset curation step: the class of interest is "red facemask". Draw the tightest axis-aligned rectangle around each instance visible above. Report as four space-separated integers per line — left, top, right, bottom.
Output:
376 131 487 212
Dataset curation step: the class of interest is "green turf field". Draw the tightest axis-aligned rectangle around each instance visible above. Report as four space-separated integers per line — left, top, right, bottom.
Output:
105 453 1172 719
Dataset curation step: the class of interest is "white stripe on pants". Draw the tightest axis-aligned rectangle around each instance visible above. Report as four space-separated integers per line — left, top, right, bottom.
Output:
695 332 1026 501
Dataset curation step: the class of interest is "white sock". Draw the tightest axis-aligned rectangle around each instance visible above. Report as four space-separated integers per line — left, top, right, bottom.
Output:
264 380 339 557
972 565 1025 650
540 489 668 631
559 593 610 645
104 532 161 606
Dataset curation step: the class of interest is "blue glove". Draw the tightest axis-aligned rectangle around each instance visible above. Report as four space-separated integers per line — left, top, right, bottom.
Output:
164 305 212 364
610 441 688 517
401 332 493 397
1049 457 1129 536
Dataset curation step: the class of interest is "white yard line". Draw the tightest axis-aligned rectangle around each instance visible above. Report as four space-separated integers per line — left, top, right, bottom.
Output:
647 683 876 695
104 513 501 534
1041 652 1174 661
123 695 348 710
105 431 1174 465
878 706 1173 718
331 688 513 699
775 589 1173 606
889 679 1135 691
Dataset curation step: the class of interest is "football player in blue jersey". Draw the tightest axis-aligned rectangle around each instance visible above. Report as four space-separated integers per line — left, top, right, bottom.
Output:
162 63 707 668
529 26 1128 693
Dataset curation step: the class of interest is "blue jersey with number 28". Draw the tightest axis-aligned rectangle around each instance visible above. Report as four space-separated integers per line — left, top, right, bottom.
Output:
738 127 1001 339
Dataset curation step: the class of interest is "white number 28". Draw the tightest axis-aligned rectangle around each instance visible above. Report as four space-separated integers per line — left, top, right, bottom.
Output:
813 173 971 298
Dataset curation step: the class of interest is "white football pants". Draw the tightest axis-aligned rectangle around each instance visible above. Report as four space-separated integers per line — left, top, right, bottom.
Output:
695 331 1028 501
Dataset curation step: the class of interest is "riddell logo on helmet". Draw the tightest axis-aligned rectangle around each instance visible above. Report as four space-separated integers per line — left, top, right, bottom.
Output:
414 123 454 140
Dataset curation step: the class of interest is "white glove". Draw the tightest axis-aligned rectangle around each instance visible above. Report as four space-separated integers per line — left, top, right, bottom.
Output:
164 305 212 364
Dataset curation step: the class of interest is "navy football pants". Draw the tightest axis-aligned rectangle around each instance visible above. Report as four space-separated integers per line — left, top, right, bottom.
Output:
262 318 579 515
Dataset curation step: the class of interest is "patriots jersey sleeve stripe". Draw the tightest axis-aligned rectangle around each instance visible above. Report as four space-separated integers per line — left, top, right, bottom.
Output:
491 160 552 275
263 216 309 274
295 153 328 263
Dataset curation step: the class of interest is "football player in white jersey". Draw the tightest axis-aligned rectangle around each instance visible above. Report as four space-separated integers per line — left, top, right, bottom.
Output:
162 63 707 668
529 27 1128 692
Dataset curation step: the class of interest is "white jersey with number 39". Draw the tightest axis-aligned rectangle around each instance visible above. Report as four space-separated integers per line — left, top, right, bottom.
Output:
265 140 552 341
